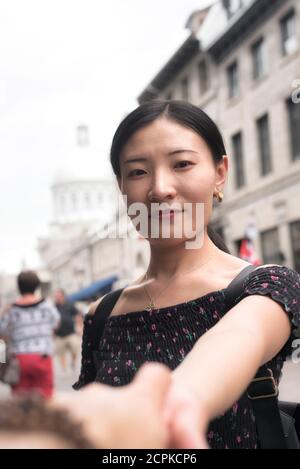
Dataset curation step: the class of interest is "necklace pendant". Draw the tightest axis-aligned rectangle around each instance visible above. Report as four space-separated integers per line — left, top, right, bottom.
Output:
145 300 155 312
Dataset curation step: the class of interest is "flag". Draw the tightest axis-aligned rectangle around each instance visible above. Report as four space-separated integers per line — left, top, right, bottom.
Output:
239 238 261 266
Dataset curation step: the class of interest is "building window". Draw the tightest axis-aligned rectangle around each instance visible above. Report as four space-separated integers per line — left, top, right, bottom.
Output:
198 59 209 95
256 114 272 176
227 61 239 99
223 0 242 19
181 76 189 101
136 252 145 269
232 132 245 188
260 227 281 264
290 220 300 273
281 10 298 56
166 91 173 101
77 125 89 146
60 195 65 213
84 193 90 208
71 193 77 210
287 98 300 161
234 238 243 257
251 38 267 80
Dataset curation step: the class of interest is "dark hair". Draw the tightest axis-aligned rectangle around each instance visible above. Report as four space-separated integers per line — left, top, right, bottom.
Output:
0 394 94 449
17 270 41 295
110 100 230 253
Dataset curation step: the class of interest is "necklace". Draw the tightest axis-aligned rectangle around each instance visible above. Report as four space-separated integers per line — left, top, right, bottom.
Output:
143 254 215 312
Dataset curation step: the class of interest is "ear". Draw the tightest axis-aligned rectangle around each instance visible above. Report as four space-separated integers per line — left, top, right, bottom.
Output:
215 155 228 190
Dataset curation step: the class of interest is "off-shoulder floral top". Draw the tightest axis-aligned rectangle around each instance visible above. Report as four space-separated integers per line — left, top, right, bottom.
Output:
74 265 300 449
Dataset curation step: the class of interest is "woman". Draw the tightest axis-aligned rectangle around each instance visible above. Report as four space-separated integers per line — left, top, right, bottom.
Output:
74 100 300 449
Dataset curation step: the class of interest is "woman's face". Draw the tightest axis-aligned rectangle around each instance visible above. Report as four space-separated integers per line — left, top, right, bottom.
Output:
118 117 228 246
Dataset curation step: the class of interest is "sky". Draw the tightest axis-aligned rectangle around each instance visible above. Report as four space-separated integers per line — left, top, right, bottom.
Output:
0 0 213 274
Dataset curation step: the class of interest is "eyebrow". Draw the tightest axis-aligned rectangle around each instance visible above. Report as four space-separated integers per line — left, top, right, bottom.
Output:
123 149 198 164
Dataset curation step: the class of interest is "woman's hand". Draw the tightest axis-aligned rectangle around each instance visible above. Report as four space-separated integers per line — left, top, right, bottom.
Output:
164 380 210 449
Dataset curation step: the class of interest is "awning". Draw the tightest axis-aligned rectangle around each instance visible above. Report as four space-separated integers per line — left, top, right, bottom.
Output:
68 275 118 302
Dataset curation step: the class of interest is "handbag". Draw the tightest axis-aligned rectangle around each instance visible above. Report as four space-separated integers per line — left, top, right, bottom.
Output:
225 264 300 449
0 308 20 386
0 307 20 386
0 354 20 386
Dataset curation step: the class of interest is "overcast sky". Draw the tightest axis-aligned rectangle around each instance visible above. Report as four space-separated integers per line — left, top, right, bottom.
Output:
0 0 213 274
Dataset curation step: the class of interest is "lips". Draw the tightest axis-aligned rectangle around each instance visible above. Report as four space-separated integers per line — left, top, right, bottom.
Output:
148 209 183 219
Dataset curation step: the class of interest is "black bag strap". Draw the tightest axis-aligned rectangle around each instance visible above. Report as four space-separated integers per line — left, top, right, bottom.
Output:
90 268 293 448
93 265 256 350
224 264 257 310
91 288 124 351
225 264 288 448
247 368 288 448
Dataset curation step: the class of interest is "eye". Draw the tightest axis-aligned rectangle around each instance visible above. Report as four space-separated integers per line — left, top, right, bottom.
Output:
128 169 146 177
175 160 193 169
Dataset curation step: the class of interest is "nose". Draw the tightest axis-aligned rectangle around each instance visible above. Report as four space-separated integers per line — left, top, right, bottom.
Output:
148 169 177 202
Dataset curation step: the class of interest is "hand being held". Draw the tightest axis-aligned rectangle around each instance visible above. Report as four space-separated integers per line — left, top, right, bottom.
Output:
52 363 209 449
163 380 210 449
52 363 171 449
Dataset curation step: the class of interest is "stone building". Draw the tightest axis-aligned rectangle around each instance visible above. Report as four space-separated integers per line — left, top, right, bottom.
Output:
138 0 300 270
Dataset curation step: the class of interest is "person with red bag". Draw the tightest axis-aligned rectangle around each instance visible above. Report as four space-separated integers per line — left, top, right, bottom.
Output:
0 271 60 398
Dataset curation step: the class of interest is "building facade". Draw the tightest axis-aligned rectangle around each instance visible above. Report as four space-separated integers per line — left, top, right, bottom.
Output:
138 0 300 271
0 273 17 310
40 208 149 300
38 125 150 299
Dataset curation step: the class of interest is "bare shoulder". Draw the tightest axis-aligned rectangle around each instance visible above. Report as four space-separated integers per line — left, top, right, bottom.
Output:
88 296 106 316
219 255 285 279
87 280 143 317
215 252 252 280
220 253 284 272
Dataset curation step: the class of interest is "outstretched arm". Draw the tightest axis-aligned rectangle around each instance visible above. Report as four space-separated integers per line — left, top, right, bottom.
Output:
165 295 291 447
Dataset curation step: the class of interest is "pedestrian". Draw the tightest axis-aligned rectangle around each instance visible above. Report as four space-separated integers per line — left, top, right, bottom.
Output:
54 289 82 373
74 100 300 449
0 270 60 398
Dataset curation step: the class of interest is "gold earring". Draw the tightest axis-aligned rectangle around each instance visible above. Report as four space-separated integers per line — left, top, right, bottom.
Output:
214 189 224 203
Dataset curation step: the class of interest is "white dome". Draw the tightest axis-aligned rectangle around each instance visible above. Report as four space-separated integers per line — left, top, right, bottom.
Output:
51 127 117 227
53 145 105 185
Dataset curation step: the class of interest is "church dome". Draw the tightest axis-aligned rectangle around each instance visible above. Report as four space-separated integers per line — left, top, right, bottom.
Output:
53 125 110 186
51 125 116 226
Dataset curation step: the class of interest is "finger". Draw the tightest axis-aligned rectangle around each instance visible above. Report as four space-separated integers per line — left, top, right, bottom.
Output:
163 385 198 427
133 362 171 407
170 408 209 449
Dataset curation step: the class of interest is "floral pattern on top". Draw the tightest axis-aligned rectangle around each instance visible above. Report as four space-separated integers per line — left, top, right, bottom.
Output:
74 265 300 449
